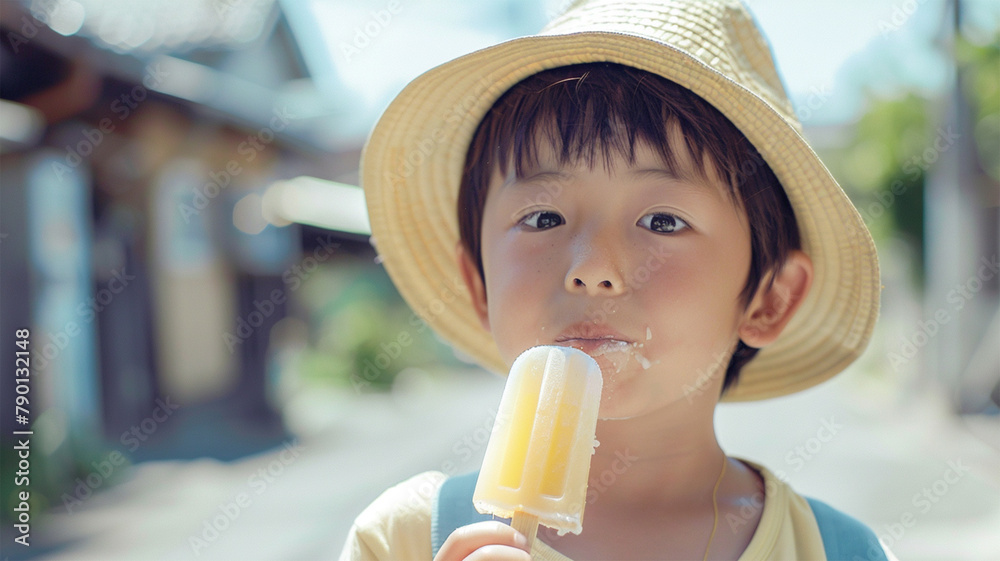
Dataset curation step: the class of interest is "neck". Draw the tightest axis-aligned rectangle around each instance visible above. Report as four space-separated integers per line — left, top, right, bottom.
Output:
587 398 726 509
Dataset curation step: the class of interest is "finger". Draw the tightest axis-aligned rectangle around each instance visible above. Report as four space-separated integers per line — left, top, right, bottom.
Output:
433 521 530 561
465 544 533 561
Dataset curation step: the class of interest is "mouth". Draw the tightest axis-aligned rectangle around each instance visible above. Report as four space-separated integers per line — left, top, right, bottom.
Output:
552 319 658 375
554 321 633 345
554 338 647 379
551 321 652 374
554 337 632 355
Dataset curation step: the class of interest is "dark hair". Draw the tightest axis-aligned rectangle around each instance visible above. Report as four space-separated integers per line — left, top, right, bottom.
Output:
457 63 800 396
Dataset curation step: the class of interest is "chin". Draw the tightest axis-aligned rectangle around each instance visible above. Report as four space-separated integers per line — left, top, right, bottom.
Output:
595 376 645 420
596 376 701 420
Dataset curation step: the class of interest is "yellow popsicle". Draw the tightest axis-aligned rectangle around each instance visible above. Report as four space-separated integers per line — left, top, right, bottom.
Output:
473 345 603 539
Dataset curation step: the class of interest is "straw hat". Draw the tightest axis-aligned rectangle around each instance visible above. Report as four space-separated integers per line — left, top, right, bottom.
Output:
361 0 880 401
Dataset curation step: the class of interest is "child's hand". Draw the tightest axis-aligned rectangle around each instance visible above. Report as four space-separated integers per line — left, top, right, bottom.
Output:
433 521 532 561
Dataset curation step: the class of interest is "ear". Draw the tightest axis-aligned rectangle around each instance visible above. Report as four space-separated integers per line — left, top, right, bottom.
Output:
738 250 813 348
456 242 490 332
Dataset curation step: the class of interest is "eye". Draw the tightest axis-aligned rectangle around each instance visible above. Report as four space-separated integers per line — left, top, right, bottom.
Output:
638 212 689 234
519 210 564 230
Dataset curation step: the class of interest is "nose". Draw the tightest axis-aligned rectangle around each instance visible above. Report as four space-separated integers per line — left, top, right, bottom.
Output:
565 237 627 296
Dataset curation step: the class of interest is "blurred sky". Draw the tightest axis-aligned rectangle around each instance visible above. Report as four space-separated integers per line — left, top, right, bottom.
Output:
282 0 1000 141
751 0 999 122
36 0 1000 148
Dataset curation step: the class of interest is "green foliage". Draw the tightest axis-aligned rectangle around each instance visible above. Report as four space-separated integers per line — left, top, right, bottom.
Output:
1 429 130 523
294 256 458 391
838 93 930 282
831 27 1000 289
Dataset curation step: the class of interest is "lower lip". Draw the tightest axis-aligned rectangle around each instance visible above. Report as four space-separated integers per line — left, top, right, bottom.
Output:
556 338 631 354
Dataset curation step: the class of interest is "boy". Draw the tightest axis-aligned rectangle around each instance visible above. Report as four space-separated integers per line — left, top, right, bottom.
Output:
344 0 889 559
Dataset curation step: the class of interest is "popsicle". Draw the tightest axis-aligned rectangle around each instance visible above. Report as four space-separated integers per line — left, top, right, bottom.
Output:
473 345 604 547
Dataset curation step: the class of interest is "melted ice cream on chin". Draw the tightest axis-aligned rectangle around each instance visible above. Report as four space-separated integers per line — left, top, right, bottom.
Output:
590 339 660 420
589 340 655 374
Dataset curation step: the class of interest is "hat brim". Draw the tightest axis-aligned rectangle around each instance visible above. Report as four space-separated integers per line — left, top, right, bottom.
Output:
362 30 880 402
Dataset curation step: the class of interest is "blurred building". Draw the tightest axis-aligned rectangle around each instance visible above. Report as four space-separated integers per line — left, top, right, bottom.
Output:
0 0 552 531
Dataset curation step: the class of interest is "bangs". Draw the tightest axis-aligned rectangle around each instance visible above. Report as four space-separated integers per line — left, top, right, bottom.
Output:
467 63 753 201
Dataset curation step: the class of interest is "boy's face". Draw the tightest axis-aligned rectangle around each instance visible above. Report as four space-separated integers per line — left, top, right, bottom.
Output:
462 139 755 419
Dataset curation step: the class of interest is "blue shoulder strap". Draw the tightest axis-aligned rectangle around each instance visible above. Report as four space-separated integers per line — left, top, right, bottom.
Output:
432 471 508 558
806 497 888 561
434 475 888 560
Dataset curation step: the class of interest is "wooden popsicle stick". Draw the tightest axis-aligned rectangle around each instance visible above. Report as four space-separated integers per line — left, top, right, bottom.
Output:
511 511 539 553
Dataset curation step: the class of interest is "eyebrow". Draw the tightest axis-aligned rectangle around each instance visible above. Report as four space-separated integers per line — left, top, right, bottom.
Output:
499 166 719 197
500 170 574 190
629 167 689 183
630 167 721 195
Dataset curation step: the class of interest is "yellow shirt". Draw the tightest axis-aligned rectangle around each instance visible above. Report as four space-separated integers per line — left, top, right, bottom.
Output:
339 460 893 560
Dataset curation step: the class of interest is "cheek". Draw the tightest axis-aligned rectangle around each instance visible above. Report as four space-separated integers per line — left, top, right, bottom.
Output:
635 247 745 342
482 236 558 361
485 229 562 294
